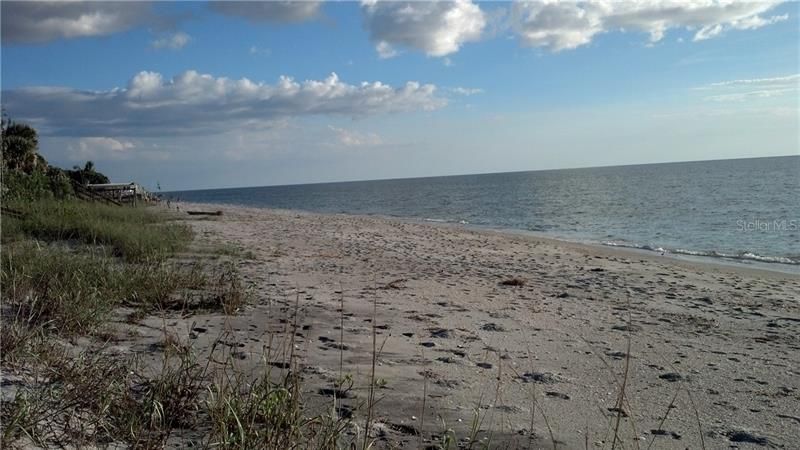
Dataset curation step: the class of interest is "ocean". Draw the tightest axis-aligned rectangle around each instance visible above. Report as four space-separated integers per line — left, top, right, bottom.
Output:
169 155 799 272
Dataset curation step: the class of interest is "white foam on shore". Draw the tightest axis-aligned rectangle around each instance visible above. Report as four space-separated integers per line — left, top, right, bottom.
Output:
602 241 799 266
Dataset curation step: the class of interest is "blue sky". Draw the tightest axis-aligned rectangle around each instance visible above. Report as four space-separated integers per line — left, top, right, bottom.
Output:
2 1 798 190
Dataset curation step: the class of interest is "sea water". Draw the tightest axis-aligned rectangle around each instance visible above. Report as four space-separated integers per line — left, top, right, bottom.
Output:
169 156 799 272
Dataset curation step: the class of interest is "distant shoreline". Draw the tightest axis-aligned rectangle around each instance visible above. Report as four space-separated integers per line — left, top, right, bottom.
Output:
177 200 800 278
165 155 799 277
163 154 799 193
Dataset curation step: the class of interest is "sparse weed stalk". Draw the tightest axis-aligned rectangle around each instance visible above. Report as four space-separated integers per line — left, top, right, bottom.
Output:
1 344 133 447
436 417 457 450
214 261 249 315
205 339 352 449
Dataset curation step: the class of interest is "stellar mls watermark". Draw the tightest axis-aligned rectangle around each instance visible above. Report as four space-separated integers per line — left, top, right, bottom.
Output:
737 218 798 232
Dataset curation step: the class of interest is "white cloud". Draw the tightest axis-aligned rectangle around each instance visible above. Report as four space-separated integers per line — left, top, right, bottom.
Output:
449 87 484 96
703 73 800 88
696 73 799 102
209 1 322 23
249 45 272 56
328 126 384 147
704 89 796 102
362 0 486 57
61 136 171 162
3 70 446 137
376 41 398 59
510 1 788 52
151 32 191 50
1 1 153 44
68 137 135 160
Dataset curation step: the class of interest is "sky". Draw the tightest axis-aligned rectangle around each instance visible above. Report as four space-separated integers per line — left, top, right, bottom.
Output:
1 1 798 191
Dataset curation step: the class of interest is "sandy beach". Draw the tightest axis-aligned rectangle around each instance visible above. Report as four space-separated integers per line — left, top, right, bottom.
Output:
154 203 800 449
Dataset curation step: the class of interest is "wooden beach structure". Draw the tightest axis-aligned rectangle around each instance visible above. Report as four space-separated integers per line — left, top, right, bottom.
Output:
86 182 155 206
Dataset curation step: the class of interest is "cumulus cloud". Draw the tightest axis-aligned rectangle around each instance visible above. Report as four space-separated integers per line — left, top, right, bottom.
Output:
1 1 153 44
3 70 446 137
209 1 322 23
510 1 788 52
151 32 191 50
362 0 486 58
376 41 399 59
68 137 134 159
697 73 799 102
65 136 171 161
328 126 384 147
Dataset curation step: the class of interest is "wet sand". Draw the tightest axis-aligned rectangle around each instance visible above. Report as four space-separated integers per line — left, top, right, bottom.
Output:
161 203 800 448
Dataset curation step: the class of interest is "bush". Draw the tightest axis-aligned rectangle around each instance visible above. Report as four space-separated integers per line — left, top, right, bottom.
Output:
46 166 74 198
1 168 53 202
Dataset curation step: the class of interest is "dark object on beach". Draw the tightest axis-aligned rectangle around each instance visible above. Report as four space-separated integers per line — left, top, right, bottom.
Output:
520 371 563 384
499 277 526 287
380 278 407 290
429 328 451 338
607 407 629 417
481 322 506 332
387 422 419 436
650 429 681 440
545 391 570 400
659 372 683 382
318 387 353 399
727 430 769 445
187 210 223 216
605 351 628 360
612 324 642 333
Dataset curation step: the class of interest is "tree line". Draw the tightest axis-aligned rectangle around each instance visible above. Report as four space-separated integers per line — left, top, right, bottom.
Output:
1 115 111 201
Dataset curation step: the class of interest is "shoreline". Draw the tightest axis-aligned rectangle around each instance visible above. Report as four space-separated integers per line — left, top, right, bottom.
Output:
180 200 799 279
173 201 800 448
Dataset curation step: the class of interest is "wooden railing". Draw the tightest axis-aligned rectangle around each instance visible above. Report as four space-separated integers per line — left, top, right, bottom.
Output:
1 206 26 219
71 181 122 206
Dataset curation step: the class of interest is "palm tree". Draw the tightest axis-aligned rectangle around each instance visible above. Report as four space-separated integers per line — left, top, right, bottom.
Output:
68 160 110 185
1 121 41 172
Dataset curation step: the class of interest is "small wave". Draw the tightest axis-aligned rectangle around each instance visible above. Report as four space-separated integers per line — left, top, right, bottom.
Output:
423 218 469 225
737 252 799 265
602 242 799 265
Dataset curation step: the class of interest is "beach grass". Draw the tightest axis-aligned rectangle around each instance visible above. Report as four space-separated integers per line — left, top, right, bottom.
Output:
2 199 192 262
0 199 361 449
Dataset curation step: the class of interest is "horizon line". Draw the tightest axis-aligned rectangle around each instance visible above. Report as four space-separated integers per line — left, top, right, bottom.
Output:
164 153 798 193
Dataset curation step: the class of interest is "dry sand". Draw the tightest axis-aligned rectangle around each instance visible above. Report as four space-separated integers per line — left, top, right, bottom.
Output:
155 203 800 448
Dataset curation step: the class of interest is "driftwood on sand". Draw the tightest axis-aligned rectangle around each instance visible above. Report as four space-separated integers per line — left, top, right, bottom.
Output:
186 210 223 216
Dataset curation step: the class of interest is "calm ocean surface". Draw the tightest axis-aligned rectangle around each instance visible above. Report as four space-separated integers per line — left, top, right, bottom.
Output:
169 156 799 272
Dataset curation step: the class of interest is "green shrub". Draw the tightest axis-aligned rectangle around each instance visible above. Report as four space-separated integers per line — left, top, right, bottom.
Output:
1 168 53 201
